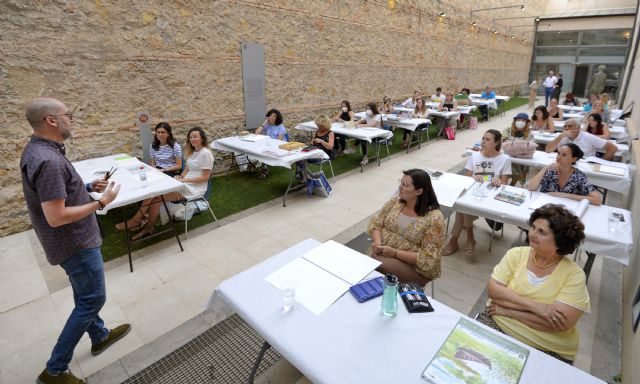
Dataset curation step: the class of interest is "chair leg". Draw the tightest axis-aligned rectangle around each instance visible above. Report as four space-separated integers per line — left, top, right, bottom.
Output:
185 215 188 240
208 207 219 226
328 161 335 183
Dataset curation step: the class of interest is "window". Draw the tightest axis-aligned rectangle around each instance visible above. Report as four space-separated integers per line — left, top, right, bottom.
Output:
582 30 631 46
536 31 579 46
536 47 577 56
578 46 628 57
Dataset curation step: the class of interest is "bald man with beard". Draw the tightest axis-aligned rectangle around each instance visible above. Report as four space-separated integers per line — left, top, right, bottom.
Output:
21 97 130 384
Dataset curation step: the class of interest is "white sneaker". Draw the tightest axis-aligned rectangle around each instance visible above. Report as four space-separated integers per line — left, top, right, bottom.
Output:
344 148 356 155
360 158 369 166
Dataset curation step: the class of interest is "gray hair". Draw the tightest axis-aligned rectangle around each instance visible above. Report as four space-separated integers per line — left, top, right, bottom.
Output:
25 97 64 128
564 118 580 127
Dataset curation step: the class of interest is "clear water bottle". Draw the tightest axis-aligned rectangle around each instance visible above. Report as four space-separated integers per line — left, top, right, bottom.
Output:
381 273 399 316
139 166 148 188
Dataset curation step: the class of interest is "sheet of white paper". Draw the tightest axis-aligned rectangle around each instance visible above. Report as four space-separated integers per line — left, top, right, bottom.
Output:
301 240 381 285
265 258 350 316
596 164 625 176
529 194 578 212
241 134 269 142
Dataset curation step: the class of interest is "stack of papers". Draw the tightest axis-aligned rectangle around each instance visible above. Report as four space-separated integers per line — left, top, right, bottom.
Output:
265 240 381 315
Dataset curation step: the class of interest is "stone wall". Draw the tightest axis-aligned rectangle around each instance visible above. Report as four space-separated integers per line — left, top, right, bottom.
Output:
0 0 543 236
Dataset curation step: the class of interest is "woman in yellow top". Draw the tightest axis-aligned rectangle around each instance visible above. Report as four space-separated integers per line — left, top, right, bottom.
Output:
367 169 445 285
478 204 589 364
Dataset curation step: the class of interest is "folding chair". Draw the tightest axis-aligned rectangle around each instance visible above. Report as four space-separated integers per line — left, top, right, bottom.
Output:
307 158 336 183
175 177 218 239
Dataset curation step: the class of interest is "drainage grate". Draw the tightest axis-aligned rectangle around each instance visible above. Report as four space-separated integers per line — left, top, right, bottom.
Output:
344 232 372 255
122 314 281 384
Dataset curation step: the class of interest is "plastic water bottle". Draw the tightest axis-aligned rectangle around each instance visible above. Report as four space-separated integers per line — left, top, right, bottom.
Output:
381 273 399 316
139 166 148 188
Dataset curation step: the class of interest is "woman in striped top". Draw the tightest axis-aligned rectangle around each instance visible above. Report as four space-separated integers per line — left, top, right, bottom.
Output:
150 122 182 176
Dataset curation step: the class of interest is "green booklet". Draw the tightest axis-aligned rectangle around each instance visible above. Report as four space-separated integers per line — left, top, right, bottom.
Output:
494 189 526 206
422 317 529 384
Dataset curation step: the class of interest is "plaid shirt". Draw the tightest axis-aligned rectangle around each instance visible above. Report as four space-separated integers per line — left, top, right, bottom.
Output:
20 136 101 265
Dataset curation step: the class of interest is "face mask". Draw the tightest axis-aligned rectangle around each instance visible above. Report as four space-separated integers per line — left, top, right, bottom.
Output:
515 121 526 129
366 110 373 117
342 106 348 112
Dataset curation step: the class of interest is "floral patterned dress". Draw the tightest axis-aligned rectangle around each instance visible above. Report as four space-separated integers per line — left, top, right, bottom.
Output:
539 168 595 195
367 198 446 280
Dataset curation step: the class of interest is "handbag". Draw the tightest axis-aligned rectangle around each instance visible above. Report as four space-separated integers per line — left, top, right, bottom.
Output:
443 126 455 140
502 139 535 159
306 171 332 197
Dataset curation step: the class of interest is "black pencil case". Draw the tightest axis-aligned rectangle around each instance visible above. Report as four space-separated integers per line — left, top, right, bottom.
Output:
398 282 434 313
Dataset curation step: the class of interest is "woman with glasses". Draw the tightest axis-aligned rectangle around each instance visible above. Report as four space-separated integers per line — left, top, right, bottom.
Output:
115 127 213 239
149 122 182 177
367 169 445 285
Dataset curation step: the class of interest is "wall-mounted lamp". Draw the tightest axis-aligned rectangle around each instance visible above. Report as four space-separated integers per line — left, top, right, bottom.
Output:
438 11 446 17
535 17 541 22
511 35 515 39
471 21 477 26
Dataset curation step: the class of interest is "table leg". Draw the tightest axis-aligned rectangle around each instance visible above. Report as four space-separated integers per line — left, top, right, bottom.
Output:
283 167 296 207
122 208 134 273
248 341 271 384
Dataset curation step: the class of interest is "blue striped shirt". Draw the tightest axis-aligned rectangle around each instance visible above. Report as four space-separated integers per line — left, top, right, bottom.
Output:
150 142 182 169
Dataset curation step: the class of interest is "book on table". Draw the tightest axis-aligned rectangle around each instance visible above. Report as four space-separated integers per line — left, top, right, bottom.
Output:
494 188 526 206
422 317 529 384
265 240 381 315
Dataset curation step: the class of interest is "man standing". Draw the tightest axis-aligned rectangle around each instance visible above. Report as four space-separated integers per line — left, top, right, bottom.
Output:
543 70 558 107
590 65 608 95
21 97 130 384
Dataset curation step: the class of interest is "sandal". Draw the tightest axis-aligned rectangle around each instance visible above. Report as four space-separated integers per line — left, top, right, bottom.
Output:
441 243 459 256
464 241 476 258
131 226 154 241
115 214 147 231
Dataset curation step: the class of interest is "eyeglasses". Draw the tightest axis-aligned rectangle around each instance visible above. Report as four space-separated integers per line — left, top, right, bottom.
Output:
43 112 73 121
398 179 414 189
43 106 77 122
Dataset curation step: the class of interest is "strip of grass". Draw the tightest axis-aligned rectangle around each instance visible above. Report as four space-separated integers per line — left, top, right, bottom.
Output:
100 97 528 261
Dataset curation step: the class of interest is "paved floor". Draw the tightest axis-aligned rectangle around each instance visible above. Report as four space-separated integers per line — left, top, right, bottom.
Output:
0 102 619 383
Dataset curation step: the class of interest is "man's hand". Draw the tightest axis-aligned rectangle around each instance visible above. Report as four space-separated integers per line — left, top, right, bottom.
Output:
90 179 109 192
100 182 121 205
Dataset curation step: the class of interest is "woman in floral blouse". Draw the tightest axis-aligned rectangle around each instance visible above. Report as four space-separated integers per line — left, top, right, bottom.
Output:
526 143 601 205
367 169 445 285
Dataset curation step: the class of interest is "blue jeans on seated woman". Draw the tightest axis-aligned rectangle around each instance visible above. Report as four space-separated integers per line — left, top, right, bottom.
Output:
46 247 109 375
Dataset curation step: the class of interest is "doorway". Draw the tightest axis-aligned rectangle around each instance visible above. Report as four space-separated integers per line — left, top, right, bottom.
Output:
573 65 590 98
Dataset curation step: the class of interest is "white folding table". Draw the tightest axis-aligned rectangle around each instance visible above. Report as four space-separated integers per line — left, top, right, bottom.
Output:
209 239 605 384
73 154 186 271
211 136 329 206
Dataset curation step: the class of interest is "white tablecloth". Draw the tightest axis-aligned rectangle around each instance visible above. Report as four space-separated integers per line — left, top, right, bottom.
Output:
212 136 328 169
469 97 498 109
209 239 605 384
558 105 585 113
427 109 460 119
470 93 511 101
391 117 431 131
453 186 633 263
457 105 478 115
329 126 393 142
563 112 585 120
73 154 186 214
508 151 632 194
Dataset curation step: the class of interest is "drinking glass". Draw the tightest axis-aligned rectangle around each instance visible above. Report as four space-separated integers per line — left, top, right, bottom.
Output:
281 282 296 312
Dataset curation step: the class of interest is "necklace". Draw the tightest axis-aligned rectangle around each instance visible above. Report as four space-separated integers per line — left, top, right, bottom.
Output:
532 252 560 269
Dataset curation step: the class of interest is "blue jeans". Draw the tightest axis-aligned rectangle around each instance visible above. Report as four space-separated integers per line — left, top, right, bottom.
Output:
544 87 554 106
47 247 109 374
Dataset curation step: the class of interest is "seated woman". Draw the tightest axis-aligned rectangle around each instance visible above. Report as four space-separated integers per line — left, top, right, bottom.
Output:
455 88 471 106
443 130 511 258
116 127 214 239
439 91 459 129
295 115 335 180
563 92 580 107
402 89 421 108
585 113 610 139
548 98 564 121
401 97 427 148
150 122 183 177
256 108 286 140
367 169 445 286
583 93 599 112
353 102 382 166
478 204 589 364
531 105 555 133
589 100 609 123
380 95 395 133
255 109 286 178
332 100 354 156
526 143 601 205
508 113 531 186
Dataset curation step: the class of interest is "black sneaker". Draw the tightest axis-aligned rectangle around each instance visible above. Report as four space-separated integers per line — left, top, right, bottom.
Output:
91 324 131 356
37 369 86 384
